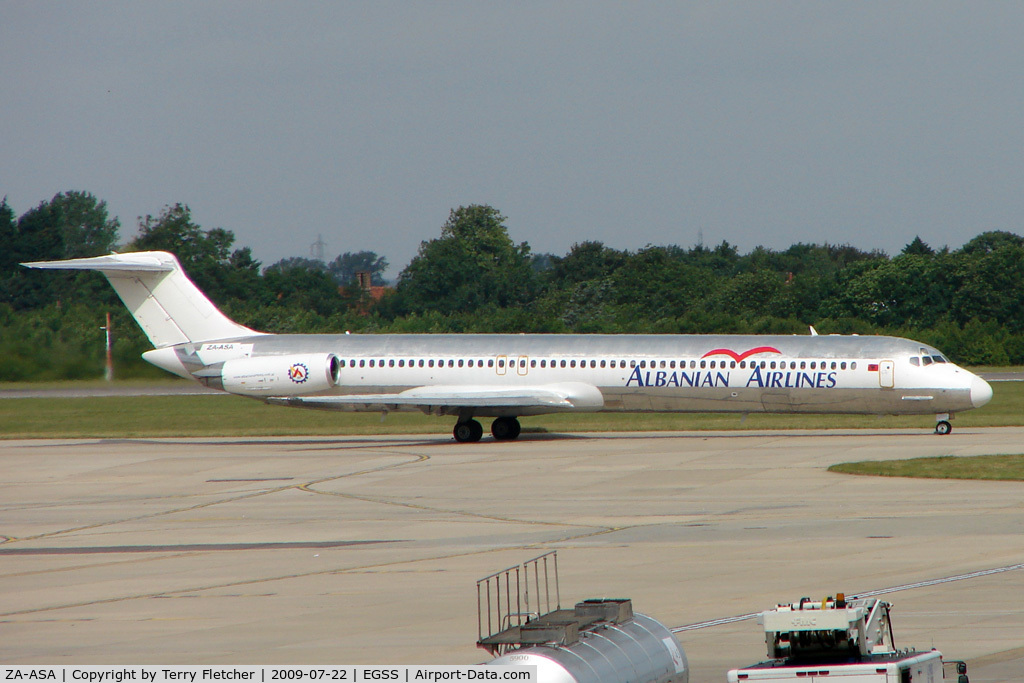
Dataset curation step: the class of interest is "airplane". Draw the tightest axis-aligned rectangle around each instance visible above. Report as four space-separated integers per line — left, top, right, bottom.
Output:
24 251 993 441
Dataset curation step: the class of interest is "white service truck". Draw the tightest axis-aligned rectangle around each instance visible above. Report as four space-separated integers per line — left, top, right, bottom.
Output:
726 595 968 682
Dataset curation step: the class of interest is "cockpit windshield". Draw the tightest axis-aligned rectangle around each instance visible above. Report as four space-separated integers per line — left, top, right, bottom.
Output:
910 354 948 367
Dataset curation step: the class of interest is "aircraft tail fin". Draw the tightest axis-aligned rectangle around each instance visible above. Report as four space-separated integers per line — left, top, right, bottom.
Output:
22 251 262 347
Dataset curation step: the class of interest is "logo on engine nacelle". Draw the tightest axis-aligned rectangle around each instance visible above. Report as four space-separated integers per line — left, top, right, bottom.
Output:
288 363 309 383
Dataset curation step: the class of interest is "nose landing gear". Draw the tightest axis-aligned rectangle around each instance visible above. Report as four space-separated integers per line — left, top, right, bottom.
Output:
934 413 952 435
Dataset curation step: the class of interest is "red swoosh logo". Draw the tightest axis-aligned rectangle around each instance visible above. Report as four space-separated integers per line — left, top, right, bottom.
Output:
701 346 781 362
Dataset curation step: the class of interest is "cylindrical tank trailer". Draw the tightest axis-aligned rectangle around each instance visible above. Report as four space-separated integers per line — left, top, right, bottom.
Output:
484 599 688 683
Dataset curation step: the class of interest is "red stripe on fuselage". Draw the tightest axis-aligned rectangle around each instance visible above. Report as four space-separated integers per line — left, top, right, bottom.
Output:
701 346 782 362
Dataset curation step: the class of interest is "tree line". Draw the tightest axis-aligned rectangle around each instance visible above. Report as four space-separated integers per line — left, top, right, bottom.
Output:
2 192 1023 381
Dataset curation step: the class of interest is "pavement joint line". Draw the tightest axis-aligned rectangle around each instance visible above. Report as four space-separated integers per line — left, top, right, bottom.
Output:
0 527 625 618
0 453 429 546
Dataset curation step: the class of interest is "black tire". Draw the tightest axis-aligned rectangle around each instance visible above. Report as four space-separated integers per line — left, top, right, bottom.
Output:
454 419 483 443
491 417 522 441
935 420 952 436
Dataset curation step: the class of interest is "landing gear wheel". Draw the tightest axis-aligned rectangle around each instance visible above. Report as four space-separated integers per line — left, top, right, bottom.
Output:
935 420 952 436
454 419 483 443
491 417 522 441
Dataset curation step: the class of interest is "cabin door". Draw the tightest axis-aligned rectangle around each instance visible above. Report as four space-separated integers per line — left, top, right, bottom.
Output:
516 356 530 376
878 360 895 388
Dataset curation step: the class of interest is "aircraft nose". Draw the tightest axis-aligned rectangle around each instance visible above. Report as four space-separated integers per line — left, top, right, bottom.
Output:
971 375 993 408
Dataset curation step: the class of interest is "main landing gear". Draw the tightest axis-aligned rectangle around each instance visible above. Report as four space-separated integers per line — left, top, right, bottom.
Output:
490 416 521 441
452 417 522 443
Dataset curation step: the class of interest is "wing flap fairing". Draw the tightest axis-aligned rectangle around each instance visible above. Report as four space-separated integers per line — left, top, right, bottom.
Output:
264 382 604 415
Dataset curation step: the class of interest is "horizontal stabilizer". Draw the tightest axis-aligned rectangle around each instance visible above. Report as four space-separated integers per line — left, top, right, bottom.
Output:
22 253 175 273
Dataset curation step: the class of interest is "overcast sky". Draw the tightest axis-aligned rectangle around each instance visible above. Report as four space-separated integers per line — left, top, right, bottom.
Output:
3 2 1023 276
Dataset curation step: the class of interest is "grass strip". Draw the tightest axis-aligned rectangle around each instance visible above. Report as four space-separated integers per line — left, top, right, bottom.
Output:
829 455 1024 481
0 377 1021 439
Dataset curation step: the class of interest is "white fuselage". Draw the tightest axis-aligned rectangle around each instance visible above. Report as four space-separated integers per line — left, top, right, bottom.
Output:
147 333 993 419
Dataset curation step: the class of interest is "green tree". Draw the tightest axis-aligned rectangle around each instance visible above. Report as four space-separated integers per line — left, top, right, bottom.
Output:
0 198 17 273
266 257 327 273
327 251 389 286
391 205 537 315
902 235 934 256
549 241 628 286
959 230 1024 255
950 241 1024 332
12 191 119 263
2 192 121 309
129 204 261 305
260 259 349 318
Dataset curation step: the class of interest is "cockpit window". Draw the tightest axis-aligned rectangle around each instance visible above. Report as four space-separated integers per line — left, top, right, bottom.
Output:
933 355 947 363
910 357 920 367
922 356 933 366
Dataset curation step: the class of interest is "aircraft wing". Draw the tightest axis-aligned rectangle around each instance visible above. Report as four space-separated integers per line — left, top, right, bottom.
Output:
263 382 604 414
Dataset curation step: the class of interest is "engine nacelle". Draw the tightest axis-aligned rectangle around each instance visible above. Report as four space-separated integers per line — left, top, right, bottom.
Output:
210 354 340 396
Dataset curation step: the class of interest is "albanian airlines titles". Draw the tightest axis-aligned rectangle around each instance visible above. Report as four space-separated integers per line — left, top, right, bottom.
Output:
626 365 838 390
